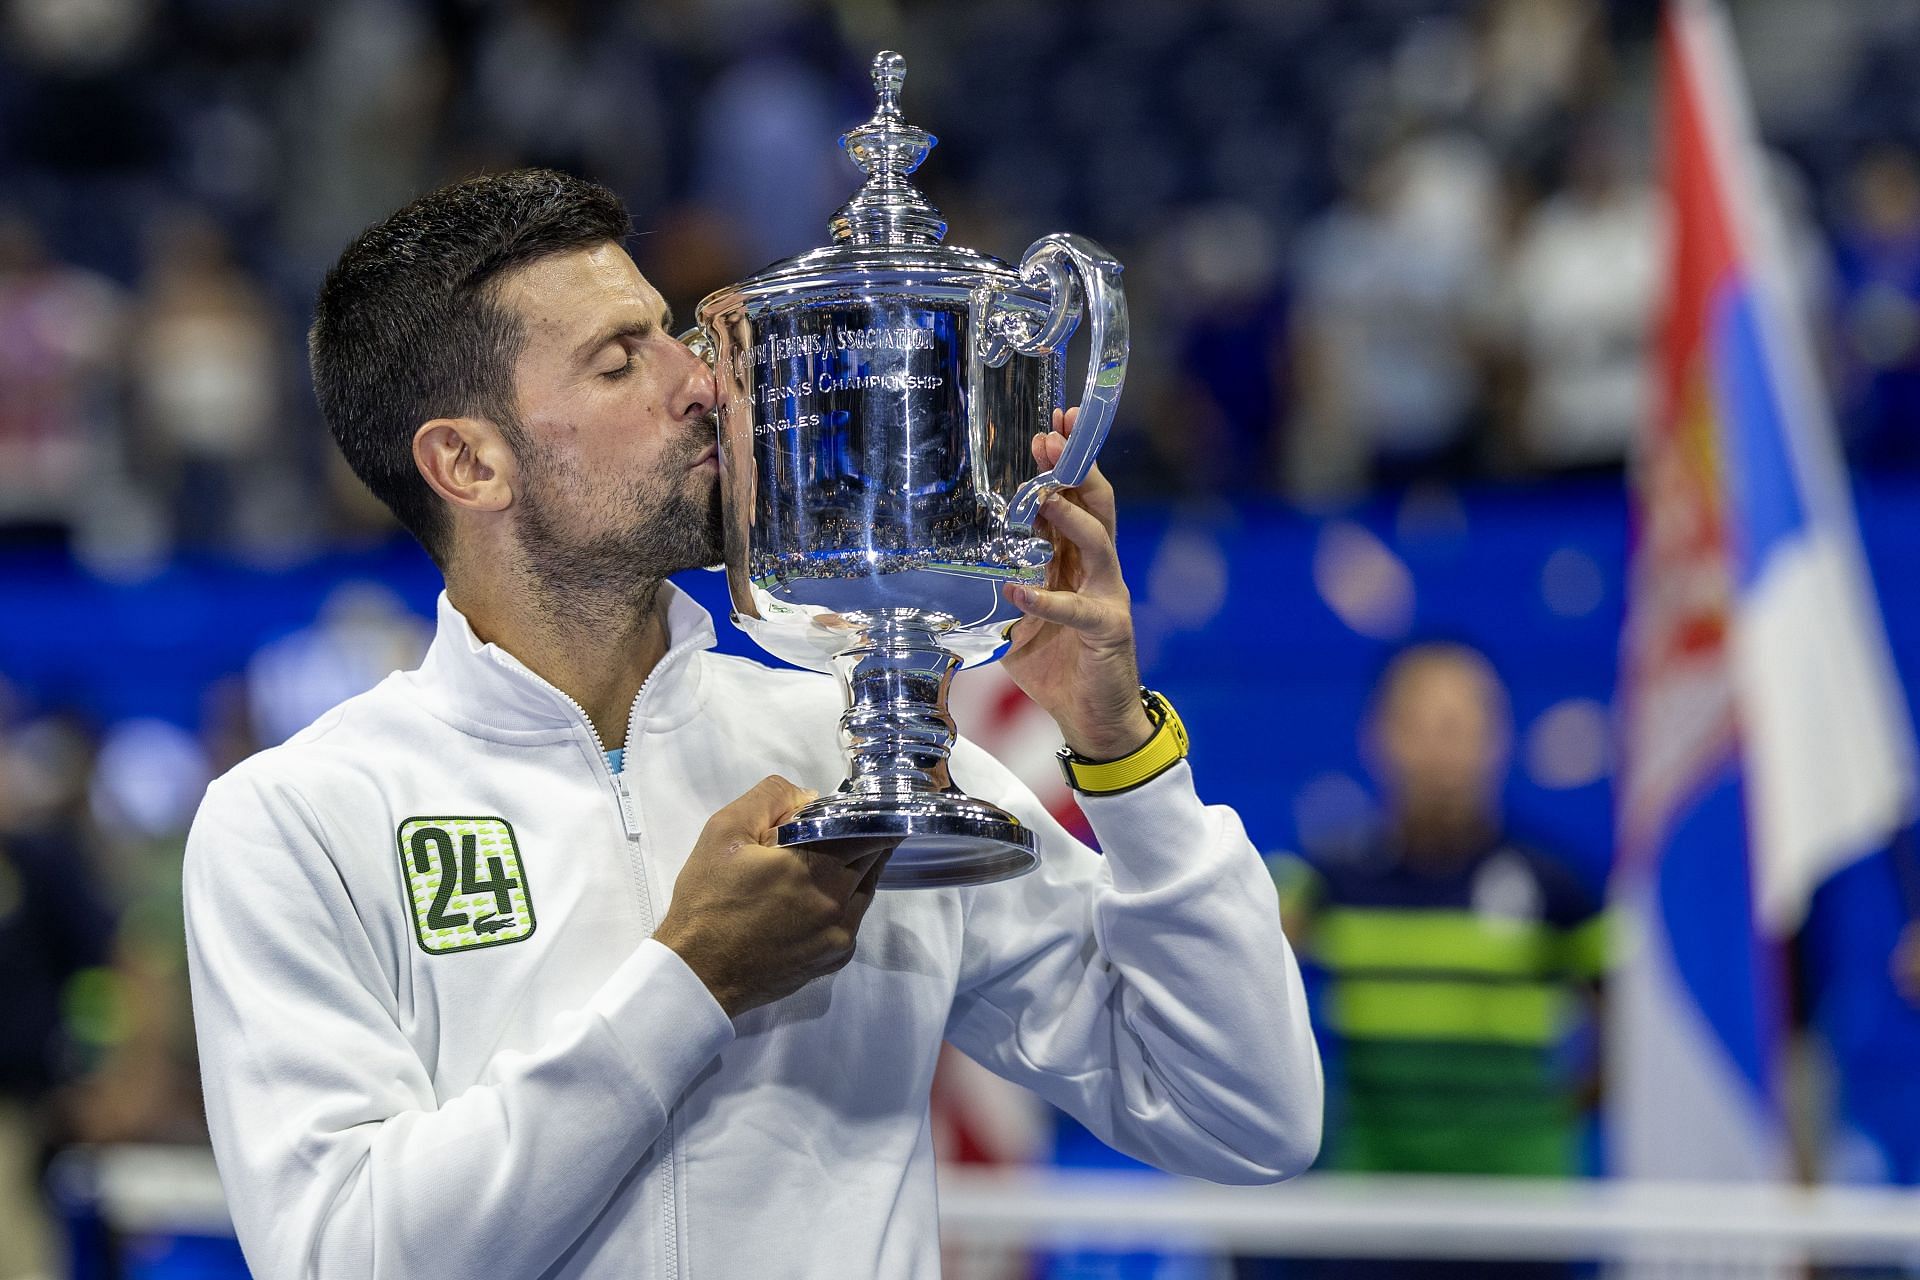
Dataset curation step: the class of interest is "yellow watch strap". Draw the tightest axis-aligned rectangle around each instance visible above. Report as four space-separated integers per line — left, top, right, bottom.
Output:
1057 690 1190 796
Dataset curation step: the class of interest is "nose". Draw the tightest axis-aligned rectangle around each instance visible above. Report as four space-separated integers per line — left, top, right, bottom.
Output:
671 330 718 421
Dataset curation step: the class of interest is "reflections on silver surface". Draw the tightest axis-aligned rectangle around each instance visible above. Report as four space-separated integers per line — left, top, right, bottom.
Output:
690 51 1129 886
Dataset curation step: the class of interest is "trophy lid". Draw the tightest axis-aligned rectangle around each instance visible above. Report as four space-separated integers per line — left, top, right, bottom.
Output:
697 49 1023 319
828 51 948 248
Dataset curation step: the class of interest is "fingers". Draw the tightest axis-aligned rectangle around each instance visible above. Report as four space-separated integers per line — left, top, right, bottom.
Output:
844 838 899 878
721 775 819 845
1002 473 1131 635
803 839 895 978
1031 407 1082 468
1033 406 1082 463
1030 405 1116 532
1072 463 1117 533
1032 493 1122 589
840 849 891 933
795 836 898 901
1002 577 1128 640
804 837 893 879
810 835 898 867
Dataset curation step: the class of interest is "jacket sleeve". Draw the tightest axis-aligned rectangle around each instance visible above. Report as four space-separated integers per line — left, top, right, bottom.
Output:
182 770 734 1280
945 749 1323 1184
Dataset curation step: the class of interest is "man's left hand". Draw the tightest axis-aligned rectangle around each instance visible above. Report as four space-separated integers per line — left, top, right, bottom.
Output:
1000 407 1155 762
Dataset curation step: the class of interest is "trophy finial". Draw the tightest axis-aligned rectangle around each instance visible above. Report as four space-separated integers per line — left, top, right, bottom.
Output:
830 50 948 247
872 51 906 118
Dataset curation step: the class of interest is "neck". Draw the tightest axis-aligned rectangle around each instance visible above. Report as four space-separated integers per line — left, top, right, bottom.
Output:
447 568 673 751
1389 798 1496 868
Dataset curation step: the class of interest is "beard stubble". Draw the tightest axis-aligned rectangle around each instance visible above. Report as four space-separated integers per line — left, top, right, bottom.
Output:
511 421 724 629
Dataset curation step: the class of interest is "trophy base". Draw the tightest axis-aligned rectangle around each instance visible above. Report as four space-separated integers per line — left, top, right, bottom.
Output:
776 793 1037 888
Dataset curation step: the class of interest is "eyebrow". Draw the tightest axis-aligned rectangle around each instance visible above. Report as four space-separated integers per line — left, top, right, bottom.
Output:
574 304 675 364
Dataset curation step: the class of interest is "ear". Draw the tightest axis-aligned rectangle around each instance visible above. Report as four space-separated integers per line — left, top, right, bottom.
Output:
413 417 517 515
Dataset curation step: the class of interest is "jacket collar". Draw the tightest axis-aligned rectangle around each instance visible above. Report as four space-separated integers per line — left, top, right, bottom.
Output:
406 580 719 743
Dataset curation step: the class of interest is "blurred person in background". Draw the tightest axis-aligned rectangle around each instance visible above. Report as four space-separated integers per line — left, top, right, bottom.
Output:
0 707 117 1280
1260 643 1605 1280
127 214 297 553
1489 121 1661 474
11 704 211 1161
78 711 239 1154
277 0 450 277
690 34 851 266
0 214 124 538
1287 129 1499 499
2 0 169 282
1466 0 1610 181
464 1 668 214
1157 203 1290 498
1833 143 1920 472
243 580 430 748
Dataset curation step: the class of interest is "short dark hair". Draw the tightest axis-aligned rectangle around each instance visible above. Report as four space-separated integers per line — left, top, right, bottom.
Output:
310 168 630 563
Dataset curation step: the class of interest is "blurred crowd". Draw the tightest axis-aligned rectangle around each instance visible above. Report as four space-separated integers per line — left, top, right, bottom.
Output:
6 0 1920 570
9 0 1920 1273
0 583 428 1277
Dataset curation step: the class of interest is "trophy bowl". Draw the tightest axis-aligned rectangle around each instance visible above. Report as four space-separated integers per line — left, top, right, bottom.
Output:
690 51 1128 887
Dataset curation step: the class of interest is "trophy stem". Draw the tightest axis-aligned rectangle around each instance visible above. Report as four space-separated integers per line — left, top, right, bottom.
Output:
774 618 1038 888
835 624 962 799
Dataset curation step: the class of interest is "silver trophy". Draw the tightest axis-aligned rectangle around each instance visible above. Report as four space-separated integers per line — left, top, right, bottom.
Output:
689 51 1128 887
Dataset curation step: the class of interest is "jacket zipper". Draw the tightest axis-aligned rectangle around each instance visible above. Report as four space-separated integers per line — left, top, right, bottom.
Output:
563 688 638 837
614 690 682 1280
487 654 682 1279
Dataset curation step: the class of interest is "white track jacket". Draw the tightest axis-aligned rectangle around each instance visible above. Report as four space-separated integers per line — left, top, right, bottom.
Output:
184 584 1322 1279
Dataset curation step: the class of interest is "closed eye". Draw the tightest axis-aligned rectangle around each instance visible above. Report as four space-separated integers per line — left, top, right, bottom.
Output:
602 347 639 380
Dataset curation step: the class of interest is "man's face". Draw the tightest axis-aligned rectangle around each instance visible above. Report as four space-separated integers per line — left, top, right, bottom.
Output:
1374 653 1509 814
490 242 721 600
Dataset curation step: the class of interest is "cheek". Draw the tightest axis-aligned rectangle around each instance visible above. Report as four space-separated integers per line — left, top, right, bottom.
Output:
540 411 638 475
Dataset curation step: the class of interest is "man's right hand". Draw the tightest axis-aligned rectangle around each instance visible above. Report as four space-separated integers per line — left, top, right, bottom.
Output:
653 776 894 1018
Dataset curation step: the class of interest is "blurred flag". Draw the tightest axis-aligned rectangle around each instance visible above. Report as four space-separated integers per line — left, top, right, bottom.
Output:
948 665 1092 844
1612 0 1918 1180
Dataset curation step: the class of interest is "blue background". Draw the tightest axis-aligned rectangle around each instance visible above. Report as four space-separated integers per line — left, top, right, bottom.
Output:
13 472 1919 895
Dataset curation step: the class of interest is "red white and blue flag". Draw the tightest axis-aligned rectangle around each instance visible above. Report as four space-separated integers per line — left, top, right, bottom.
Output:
1611 0 1917 1179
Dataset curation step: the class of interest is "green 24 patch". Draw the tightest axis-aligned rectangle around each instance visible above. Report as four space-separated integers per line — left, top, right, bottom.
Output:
398 817 536 954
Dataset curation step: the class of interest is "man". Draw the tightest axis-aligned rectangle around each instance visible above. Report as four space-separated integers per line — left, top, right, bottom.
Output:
1265 643 1604 1277
183 169 1321 1279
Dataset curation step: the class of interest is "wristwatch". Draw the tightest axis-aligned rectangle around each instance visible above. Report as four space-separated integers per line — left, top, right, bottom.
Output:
1056 688 1189 796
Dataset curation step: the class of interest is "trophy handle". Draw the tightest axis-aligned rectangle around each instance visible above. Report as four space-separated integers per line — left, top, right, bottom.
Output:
987 233 1128 534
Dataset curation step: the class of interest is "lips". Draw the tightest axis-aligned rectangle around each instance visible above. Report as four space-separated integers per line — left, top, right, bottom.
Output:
689 443 719 470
